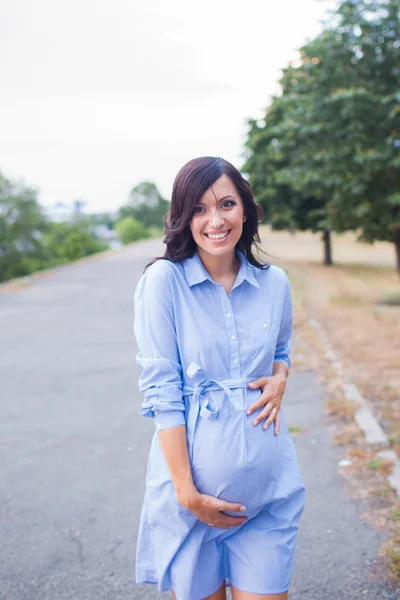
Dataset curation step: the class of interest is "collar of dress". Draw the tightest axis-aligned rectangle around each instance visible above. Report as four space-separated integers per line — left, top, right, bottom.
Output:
183 248 260 289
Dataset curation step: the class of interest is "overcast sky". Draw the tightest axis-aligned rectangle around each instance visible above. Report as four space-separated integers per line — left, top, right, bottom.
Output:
1 0 335 213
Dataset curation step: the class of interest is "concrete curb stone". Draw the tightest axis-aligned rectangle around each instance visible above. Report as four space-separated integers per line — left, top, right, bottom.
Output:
308 316 400 496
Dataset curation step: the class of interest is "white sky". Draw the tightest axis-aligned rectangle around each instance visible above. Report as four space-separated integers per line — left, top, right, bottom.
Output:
0 0 335 213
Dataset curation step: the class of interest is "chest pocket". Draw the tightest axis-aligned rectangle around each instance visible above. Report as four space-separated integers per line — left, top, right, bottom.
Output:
248 318 281 361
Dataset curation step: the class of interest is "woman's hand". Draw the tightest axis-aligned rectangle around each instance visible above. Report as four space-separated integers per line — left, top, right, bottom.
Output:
177 488 248 529
246 373 287 434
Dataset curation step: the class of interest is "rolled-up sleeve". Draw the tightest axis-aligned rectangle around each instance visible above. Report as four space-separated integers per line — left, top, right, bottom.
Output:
134 262 186 431
273 273 293 370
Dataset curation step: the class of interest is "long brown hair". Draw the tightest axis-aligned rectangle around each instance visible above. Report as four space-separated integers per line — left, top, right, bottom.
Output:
143 156 271 272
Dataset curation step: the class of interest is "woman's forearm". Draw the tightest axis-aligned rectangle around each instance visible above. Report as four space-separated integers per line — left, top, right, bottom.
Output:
157 425 197 506
272 361 289 378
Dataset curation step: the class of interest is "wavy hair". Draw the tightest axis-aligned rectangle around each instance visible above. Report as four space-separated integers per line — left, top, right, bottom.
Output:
143 156 271 272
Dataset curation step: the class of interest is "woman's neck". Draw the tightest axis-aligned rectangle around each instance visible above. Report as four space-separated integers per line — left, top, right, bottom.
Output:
196 247 240 282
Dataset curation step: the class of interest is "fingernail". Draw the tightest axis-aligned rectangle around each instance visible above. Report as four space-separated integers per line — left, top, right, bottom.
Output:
246 409 251 415
252 419 258 425
240 505 246 512
248 382 255 387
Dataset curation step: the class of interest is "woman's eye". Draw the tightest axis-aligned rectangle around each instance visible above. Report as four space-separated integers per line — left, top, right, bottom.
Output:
193 201 235 215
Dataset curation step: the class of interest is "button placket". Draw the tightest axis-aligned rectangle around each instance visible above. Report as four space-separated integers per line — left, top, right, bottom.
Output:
219 288 240 376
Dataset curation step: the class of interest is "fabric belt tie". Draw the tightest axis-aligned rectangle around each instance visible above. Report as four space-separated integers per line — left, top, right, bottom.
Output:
182 361 254 462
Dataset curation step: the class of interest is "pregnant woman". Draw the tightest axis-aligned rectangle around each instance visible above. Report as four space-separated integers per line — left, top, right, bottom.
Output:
133 156 306 600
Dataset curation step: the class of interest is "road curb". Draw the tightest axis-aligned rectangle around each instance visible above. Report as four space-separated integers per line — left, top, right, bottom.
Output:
308 316 400 496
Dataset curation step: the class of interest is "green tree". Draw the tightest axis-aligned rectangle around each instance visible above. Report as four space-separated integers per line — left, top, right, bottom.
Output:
119 181 169 229
114 216 149 244
244 0 400 274
243 97 334 264
0 172 49 282
44 222 107 263
81 211 118 229
330 0 400 277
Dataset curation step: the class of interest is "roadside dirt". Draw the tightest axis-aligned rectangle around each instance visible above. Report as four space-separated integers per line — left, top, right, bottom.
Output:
257 226 400 585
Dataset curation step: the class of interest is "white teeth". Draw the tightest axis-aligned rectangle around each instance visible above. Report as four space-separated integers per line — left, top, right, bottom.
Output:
206 231 229 239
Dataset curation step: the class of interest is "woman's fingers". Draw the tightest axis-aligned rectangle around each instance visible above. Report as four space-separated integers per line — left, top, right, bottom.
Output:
251 401 275 425
214 509 248 528
216 515 247 528
216 501 248 527
192 496 248 528
218 500 247 512
250 402 281 428
196 510 247 529
262 406 279 430
274 410 281 435
246 393 275 415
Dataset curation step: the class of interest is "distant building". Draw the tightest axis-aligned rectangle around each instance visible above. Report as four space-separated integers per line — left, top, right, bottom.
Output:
90 225 123 250
43 199 91 223
43 202 76 223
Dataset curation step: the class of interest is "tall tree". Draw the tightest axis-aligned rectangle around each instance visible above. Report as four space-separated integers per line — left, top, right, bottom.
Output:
243 94 335 265
0 172 49 281
331 0 400 276
244 0 400 274
119 181 169 229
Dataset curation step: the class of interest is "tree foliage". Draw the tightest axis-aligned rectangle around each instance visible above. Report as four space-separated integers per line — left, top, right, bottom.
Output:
44 222 108 263
243 0 400 273
119 181 169 229
114 216 149 244
0 173 49 281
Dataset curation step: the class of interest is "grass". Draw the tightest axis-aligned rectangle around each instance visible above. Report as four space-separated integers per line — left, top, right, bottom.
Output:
370 486 392 497
368 458 383 470
367 457 394 476
326 397 359 420
348 447 369 459
287 426 306 435
391 508 400 522
389 547 400 578
379 292 400 306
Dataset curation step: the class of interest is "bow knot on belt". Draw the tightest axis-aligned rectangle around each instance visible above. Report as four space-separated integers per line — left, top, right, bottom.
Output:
182 361 254 461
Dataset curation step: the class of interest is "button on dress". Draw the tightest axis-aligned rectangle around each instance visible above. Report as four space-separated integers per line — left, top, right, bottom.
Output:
133 248 306 599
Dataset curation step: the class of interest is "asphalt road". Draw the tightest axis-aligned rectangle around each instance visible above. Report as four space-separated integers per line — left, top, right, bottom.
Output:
0 239 398 600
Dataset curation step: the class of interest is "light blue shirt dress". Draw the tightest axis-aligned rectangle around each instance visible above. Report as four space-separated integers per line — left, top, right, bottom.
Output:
134 247 306 599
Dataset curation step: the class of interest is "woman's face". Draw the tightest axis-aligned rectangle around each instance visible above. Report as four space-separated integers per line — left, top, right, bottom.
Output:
189 174 246 257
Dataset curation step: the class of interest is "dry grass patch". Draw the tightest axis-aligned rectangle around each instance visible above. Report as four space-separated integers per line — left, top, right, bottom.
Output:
326 397 359 420
258 228 400 588
389 547 400 578
348 447 369 459
258 227 400 443
368 457 395 476
334 422 362 446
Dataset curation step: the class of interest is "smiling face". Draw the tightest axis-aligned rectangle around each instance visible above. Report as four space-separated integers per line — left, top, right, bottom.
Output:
189 173 247 258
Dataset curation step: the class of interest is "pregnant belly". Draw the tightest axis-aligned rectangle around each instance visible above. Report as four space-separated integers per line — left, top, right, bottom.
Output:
188 395 287 516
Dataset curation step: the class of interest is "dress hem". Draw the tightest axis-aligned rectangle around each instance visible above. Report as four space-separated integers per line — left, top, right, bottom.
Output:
135 577 290 597
229 580 290 595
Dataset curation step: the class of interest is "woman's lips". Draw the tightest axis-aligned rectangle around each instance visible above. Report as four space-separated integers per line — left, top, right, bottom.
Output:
204 229 232 243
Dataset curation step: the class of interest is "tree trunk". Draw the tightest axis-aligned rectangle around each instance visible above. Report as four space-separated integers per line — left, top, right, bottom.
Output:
323 230 333 266
395 233 400 281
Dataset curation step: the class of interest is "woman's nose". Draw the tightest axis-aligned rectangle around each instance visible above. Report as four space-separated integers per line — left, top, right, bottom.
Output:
210 209 224 227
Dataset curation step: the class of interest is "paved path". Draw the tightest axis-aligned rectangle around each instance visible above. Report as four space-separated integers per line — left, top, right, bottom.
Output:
0 240 398 599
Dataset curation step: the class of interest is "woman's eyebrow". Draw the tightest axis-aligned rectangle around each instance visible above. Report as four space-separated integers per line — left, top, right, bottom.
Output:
196 194 236 205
